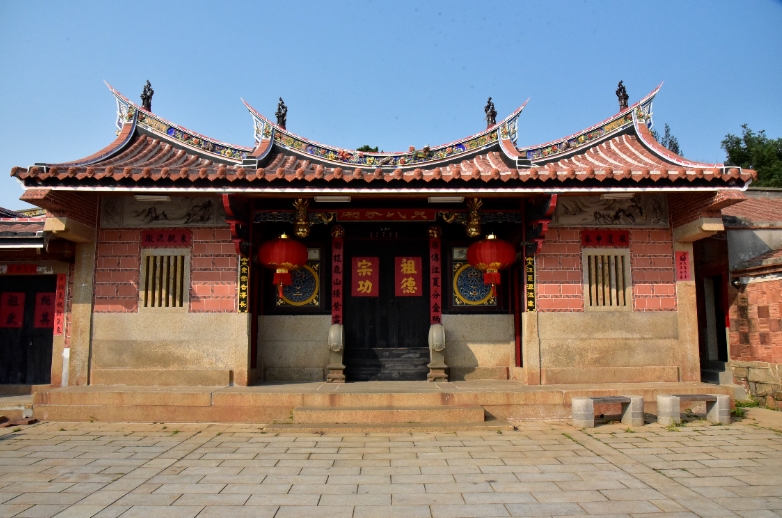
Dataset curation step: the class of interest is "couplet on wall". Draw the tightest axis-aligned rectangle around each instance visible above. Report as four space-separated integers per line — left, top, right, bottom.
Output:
675 251 692 281
394 257 422 297
351 257 379 297
0 293 24 328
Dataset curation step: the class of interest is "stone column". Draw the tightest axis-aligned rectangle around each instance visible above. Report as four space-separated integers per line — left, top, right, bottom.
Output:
233 312 252 386
522 312 541 385
69 241 96 386
674 241 700 381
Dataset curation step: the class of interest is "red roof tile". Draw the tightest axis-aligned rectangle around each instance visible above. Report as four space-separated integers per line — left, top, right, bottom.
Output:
723 197 782 226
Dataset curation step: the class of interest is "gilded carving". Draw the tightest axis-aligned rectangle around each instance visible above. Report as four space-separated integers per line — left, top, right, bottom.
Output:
293 198 310 238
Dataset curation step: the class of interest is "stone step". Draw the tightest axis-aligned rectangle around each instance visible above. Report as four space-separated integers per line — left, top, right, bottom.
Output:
0 395 34 420
344 348 430 382
29 382 735 423
263 420 514 434
293 405 485 424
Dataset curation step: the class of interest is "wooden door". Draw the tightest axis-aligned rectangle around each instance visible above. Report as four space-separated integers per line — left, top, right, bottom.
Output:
0 275 57 385
343 230 430 381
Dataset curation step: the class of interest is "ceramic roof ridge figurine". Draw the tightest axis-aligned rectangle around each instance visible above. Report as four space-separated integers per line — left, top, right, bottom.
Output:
275 97 287 129
616 80 629 111
140 80 154 111
485 97 497 128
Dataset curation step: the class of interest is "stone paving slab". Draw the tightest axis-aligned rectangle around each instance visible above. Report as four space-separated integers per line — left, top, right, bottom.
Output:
0 410 780 517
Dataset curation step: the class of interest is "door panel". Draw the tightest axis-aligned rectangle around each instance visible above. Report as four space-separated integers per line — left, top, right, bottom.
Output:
343 234 430 381
0 275 56 384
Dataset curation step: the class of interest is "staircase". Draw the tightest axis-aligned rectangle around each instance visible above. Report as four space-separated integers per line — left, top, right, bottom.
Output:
344 347 429 381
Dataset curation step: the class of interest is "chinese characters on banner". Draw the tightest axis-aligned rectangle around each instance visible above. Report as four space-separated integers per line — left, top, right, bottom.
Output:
238 257 249 313
395 257 422 297
34 292 55 328
141 229 192 247
580 230 630 247
351 257 379 297
0 292 25 328
337 209 436 222
429 238 442 324
525 256 536 311
331 238 344 324
675 251 692 281
54 274 66 336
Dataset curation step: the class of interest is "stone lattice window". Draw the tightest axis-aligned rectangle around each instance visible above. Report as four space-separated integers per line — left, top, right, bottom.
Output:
583 248 632 311
140 249 189 309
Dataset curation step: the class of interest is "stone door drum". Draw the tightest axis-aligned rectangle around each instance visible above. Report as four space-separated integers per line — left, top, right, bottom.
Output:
343 236 430 381
0 275 57 385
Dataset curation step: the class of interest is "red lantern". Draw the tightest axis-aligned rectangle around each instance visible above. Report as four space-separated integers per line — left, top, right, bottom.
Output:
466 234 516 295
258 234 308 297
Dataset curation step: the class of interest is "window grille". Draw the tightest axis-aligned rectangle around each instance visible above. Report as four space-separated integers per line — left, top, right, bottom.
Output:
583 249 631 310
140 249 189 309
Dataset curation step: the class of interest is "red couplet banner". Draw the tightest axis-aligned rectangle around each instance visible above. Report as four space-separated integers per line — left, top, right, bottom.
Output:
429 238 442 324
54 274 66 336
395 257 422 297
34 292 55 328
675 251 692 281
351 257 379 297
332 238 344 324
0 292 25 328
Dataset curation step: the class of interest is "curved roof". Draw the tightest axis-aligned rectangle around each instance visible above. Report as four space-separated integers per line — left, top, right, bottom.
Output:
10 83 755 192
242 98 527 170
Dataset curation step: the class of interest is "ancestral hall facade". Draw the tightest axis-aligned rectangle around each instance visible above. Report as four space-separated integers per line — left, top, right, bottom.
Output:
3 83 756 390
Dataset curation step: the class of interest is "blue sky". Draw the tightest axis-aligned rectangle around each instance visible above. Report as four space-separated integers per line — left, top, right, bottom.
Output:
1 1 780 210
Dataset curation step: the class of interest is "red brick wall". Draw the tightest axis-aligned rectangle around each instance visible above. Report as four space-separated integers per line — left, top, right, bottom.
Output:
190 229 237 312
93 228 236 313
94 230 140 312
536 228 583 311
536 227 677 312
729 279 782 364
630 229 677 311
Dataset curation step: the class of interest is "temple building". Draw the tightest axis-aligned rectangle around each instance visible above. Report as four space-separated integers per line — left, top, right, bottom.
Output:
0 82 758 421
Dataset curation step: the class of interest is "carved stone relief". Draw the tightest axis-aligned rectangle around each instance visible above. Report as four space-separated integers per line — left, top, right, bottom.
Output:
553 194 668 228
101 196 227 228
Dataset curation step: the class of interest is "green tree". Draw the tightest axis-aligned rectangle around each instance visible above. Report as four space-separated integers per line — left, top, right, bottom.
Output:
651 123 682 156
356 145 378 152
721 125 782 187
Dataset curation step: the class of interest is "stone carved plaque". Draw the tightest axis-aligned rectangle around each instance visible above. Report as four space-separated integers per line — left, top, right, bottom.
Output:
553 194 668 228
101 196 227 228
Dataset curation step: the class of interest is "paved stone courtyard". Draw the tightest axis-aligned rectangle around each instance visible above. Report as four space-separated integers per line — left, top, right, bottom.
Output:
1 410 781 518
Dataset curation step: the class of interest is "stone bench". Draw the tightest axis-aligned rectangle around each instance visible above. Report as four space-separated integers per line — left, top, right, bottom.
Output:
656 394 730 426
572 396 644 428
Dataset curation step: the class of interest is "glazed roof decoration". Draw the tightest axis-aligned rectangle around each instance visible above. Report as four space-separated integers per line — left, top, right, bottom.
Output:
11 82 755 192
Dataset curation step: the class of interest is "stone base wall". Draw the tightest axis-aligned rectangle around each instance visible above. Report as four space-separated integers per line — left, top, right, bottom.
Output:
528 311 683 384
442 315 514 380
91 312 251 386
259 315 332 382
731 360 782 409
